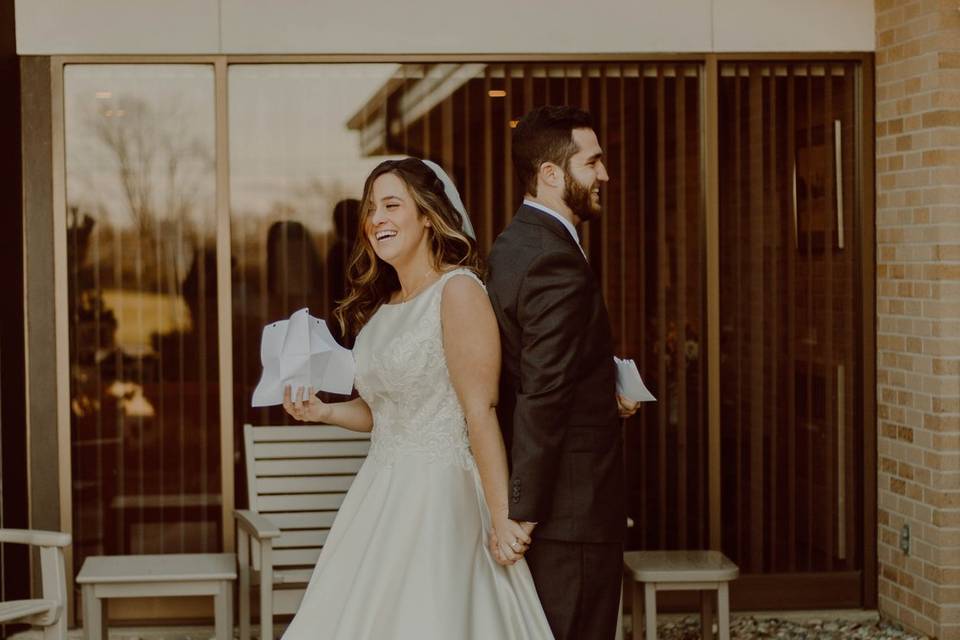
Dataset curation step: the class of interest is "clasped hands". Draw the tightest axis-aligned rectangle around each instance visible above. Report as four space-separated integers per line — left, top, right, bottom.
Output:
489 516 536 567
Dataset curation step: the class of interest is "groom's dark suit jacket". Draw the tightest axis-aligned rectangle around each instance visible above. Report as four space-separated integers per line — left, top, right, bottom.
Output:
486 204 625 544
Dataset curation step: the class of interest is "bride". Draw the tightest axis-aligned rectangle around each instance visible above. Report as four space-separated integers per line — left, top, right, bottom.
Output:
279 158 554 639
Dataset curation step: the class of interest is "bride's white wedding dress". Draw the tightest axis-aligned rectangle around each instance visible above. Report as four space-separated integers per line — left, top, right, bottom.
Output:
281 268 553 639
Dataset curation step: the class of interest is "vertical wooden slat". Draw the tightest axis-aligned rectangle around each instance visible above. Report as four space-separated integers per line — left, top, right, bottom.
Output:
600 65 609 292
786 65 798 573
482 67 493 243
732 63 744 563
823 65 836 571
637 65 648 550
698 61 723 551
441 96 454 172
503 64 513 226
422 85 431 155
523 63 534 114
619 65 627 354
462 75 474 246
767 64 779 570
748 64 765 573
675 68 688 547
580 65 592 258
804 64 815 570
655 66 668 547
401 66 410 154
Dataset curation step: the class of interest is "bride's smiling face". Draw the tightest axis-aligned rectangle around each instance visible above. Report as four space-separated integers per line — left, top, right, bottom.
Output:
364 172 431 266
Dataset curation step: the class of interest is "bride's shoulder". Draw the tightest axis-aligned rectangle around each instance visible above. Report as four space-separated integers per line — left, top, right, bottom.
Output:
438 266 485 291
437 268 490 322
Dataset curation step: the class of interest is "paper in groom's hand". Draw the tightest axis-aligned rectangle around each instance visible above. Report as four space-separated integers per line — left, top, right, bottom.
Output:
614 357 656 403
251 308 355 407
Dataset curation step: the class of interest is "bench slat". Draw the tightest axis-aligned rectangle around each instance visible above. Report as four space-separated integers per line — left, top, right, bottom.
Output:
257 494 345 512
255 458 365 477
274 529 329 549
274 548 323 567
269 512 338 529
258 476 356 494
250 426 370 443
254 441 370 459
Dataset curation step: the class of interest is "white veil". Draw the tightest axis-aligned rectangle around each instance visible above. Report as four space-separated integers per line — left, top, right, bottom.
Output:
420 159 476 240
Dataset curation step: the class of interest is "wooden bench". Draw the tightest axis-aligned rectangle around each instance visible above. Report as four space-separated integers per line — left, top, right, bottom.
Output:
624 550 739 640
236 423 370 640
76 553 236 640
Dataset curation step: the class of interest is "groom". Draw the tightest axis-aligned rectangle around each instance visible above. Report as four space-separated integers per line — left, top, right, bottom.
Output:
485 105 635 639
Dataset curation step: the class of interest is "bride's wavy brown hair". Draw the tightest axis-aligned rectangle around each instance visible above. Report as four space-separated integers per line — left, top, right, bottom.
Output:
333 158 482 339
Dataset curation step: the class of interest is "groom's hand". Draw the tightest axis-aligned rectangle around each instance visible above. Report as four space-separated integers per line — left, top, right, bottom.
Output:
617 394 640 418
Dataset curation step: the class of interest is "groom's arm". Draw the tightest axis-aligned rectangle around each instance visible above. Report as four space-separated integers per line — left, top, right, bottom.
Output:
509 249 591 523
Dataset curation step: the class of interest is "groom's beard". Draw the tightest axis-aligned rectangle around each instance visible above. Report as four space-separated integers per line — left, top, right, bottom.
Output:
563 173 601 223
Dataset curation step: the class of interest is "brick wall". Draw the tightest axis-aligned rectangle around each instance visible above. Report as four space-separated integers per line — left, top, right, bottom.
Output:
875 0 960 637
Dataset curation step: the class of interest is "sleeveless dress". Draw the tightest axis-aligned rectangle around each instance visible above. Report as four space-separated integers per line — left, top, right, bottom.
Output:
281 268 554 640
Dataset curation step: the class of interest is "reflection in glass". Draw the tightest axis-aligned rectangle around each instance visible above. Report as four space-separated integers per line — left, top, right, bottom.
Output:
229 63 707 555
229 65 397 510
64 65 219 582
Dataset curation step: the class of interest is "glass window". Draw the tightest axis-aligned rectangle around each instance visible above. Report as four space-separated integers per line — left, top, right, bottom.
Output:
64 65 220 577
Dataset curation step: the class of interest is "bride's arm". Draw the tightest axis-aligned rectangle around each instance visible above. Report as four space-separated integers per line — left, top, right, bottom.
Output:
283 385 373 433
441 274 531 565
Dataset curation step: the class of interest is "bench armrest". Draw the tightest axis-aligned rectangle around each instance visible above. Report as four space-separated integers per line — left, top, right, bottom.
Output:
0 529 71 548
235 510 281 540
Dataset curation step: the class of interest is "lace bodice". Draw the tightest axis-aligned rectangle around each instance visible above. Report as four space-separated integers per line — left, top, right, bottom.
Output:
353 268 483 470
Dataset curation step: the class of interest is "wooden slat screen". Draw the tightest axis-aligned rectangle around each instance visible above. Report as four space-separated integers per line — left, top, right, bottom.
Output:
717 62 861 574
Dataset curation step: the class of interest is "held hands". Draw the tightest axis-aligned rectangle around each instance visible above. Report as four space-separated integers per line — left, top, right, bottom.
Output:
282 385 332 423
488 517 536 567
617 393 640 419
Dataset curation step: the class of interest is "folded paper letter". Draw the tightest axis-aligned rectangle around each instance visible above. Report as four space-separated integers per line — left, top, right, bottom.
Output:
614 357 656 403
251 308 355 407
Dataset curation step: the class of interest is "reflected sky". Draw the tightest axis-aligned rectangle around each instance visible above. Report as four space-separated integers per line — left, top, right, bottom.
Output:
229 64 400 230
64 63 403 235
65 64 216 231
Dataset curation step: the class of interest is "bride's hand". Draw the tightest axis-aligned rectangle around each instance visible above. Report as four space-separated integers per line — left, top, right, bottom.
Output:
491 516 532 566
283 385 332 423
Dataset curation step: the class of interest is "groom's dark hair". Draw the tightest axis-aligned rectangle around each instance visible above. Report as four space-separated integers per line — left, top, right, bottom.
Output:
512 105 594 197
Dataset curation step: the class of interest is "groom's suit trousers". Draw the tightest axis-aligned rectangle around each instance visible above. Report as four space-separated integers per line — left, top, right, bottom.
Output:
525 539 623 640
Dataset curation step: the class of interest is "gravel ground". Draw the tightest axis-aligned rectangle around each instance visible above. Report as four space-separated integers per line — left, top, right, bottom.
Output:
9 616 927 640
652 615 927 640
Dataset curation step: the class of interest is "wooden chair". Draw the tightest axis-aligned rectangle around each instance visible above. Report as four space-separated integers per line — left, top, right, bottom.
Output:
236 423 370 640
0 529 71 640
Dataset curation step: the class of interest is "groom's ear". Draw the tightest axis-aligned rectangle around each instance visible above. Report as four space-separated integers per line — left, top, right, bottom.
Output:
538 161 563 191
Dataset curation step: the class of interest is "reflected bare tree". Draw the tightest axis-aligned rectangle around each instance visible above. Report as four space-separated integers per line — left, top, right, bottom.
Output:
82 95 215 293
